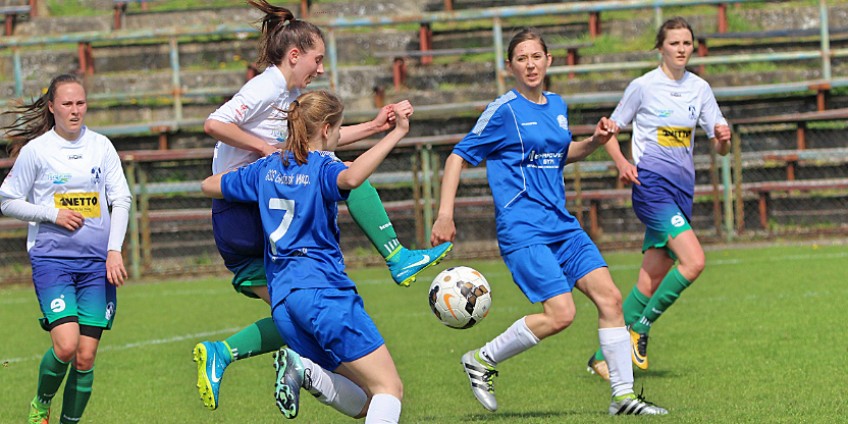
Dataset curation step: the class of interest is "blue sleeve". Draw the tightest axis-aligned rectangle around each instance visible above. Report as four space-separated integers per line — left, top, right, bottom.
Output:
321 159 349 202
453 102 506 166
221 158 265 203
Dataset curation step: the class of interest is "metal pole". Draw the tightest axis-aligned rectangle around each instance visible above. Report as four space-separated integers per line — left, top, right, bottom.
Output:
421 145 434 244
721 146 734 241
13 47 22 97
820 0 831 81
493 16 505 94
124 159 141 279
328 28 338 92
169 37 183 122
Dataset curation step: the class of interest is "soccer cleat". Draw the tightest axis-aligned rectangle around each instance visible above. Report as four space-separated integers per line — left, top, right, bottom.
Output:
387 242 453 287
193 341 232 410
28 397 50 424
461 349 498 412
629 328 649 370
586 353 610 381
274 348 305 419
609 392 669 415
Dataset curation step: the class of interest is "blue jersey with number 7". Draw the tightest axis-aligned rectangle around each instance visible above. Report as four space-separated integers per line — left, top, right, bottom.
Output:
220 150 355 307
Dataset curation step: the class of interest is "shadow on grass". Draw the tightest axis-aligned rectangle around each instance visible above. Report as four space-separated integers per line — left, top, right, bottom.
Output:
463 409 607 422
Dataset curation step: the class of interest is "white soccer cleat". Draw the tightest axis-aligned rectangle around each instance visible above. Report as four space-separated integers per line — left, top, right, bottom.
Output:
609 393 669 415
461 350 498 412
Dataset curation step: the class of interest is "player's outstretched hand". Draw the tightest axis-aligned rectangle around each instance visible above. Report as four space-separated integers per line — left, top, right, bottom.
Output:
592 117 619 145
375 100 414 132
431 216 456 246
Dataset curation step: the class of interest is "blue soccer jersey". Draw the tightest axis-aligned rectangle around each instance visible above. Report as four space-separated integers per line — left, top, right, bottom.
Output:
220 151 353 307
453 89 583 254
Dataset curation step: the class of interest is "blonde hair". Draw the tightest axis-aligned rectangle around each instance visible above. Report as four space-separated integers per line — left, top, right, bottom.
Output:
283 90 344 166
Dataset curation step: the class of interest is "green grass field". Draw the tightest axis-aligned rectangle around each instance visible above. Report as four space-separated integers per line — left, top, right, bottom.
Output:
1 242 846 423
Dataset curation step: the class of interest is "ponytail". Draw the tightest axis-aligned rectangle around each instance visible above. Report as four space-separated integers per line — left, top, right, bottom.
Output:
247 0 324 67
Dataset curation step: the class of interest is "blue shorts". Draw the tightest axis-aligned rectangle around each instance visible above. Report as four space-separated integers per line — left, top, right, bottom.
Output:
502 231 607 303
632 170 693 256
272 287 384 372
31 258 117 330
212 199 267 297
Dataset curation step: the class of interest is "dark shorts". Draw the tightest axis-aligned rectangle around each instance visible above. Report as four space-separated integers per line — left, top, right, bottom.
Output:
32 259 116 330
212 198 267 296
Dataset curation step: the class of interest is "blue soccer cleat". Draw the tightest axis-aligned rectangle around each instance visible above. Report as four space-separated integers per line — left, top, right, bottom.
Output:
274 348 305 419
193 341 232 410
387 242 453 287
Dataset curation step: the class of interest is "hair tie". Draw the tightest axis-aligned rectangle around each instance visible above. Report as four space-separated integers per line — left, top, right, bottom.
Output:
292 99 299 107
282 18 292 28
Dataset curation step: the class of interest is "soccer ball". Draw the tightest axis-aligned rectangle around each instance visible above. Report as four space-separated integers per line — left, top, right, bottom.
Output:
428 266 492 329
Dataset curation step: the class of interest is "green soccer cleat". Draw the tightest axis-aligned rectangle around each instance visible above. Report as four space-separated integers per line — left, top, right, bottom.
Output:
387 242 453 287
629 328 649 370
274 348 305 419
609 392 668 415
461 349 499 412
586 353 610 381
28 397 50 424
193 341 232 410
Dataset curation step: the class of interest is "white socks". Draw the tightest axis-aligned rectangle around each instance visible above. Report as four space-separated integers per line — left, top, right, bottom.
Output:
364 393 402 424
479 316 540 366
598 326 634 398
300 357 368 417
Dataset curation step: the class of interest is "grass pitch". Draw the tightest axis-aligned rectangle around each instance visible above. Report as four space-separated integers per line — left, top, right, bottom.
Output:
1 242 846 423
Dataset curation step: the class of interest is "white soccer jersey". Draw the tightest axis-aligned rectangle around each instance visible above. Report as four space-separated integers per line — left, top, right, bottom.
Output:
0 127 132 259
209 65 300 174
611 67 727 191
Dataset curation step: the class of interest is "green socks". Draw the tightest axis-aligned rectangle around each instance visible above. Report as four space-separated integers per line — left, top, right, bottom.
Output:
346 179 401 258
61 367 94 423
594 285 651 361
36 347 69 404
225 317 284 360
630 268 692 334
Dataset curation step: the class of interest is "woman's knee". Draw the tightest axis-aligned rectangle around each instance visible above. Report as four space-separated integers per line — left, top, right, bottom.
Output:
545 308 575 333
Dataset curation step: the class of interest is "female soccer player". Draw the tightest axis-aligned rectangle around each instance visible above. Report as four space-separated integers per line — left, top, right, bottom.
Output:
193 0 451 411
202 90 407 422
587 17 732 379
0 74 132 424
430 28 668 416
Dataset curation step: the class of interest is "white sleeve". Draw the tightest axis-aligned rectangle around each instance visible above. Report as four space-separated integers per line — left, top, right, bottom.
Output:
610 78 643 128
698 84 726 138
1 197 58 223
107 204 129 252
102 138 132 251
207 80 271 126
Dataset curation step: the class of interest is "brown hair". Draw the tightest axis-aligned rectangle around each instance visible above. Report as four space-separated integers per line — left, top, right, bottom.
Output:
283 90 344 166
247 0 325 67
655 17 695 49
2 74 83 158
507 27 548 62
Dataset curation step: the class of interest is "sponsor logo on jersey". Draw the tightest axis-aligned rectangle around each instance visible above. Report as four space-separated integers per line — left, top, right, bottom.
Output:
670 92 682 97
527 150 563 169
520 121 538 126
47 173 72 185
557 114 569 131
657 126 692 148
265 169 309 185
68 154 83 160
656 109 673 118
54 192 100 218
50 296 66 313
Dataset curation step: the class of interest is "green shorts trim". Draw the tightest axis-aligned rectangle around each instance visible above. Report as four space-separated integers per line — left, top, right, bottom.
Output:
641 214 692 261
230 258 267 299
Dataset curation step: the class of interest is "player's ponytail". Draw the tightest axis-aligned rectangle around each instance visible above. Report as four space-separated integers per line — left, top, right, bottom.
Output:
247 0 324 67
283 90 344 166
2 73 83 158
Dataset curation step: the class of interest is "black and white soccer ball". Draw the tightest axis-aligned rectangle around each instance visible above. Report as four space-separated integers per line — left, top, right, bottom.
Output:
428 266 492 329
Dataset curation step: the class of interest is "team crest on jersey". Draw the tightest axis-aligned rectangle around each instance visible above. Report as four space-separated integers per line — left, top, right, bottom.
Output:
557 114 569 131
91 167 102 185
688 105 697 121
